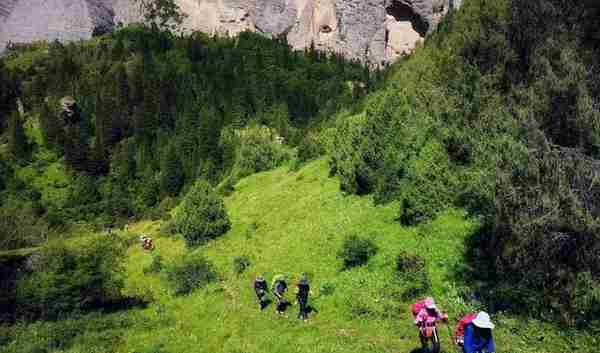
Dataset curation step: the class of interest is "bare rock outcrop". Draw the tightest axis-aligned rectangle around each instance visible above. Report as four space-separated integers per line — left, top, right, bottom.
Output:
0 0 461 64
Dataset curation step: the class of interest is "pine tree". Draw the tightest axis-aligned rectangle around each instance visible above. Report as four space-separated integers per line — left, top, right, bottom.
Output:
140 165 160 207
8 111 27 160
62 103 90 172
39 101 63 149
161 143 185 196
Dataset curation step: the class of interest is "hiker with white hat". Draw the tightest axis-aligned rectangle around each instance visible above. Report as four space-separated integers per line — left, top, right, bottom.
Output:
463 311 495 353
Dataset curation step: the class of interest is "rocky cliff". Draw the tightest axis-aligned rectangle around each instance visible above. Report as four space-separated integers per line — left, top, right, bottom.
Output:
0 0 460 63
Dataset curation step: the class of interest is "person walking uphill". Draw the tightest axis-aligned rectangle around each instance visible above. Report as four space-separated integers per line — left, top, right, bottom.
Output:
412 297 448 353
271 274 288 314
463 312 495 353
254 275 269 310
295 274 312 320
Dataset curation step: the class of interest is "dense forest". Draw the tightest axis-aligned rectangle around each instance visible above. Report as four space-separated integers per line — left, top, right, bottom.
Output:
329 0 600 325
1 0 600 352
0 26 376 249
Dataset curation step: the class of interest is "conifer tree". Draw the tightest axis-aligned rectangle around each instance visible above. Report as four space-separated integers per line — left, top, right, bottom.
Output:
8 111 27 160
62 102 90 172
39 101 63 149
161 143 185 196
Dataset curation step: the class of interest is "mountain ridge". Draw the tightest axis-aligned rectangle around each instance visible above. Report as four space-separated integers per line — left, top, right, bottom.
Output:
0 0 461 63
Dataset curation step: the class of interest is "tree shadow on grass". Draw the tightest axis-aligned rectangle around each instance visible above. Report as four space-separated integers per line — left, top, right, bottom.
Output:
88 296 149 314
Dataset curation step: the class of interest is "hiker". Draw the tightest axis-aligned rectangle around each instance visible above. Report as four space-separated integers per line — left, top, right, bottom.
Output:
271 274 288 314
462 312 495 353
141 235 154 251
412 297 448 353
295 274 312 320
254 275 269 310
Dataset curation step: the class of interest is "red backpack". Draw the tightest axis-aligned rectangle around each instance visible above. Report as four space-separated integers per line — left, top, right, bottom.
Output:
454 312 477 343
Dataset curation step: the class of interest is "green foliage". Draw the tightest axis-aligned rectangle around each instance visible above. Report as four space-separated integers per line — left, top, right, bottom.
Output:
0 312 133 353
233 256 251 275
143 254 164 275
39 100 63 149
166 252 217 295
16 236 127 319
7 112 28 161
0 26 369 231
395 251 430 300
319 281 336 296
329 113 375 194
232 125 291 179
160 144 185 197
0 197 49 250
292 133 324 170
136 0 187 32
337 234 378 270
173 180 231 247
67 174 101 208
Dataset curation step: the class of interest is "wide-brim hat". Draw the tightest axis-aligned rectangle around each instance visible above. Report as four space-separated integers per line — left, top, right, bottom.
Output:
424 297 437 309
472 311 495 329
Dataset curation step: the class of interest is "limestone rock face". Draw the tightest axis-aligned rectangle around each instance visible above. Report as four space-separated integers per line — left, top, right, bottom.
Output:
0 0 461 64
0 0 114 51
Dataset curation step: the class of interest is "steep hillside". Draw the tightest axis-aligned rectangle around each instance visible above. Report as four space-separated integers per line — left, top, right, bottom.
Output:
3 159 597 353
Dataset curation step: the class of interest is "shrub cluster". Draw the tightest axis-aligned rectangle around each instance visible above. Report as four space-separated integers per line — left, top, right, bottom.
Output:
233 256 251 275
143 254 164 275
395 251 430 300
337 234 378 270
173 180 231 247
16 237 126 319
166 253 217 296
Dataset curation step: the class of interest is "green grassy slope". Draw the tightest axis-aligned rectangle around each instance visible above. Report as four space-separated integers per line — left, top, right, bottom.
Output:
56 158 593 353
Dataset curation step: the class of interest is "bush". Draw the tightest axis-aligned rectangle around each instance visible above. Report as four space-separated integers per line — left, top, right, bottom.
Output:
395 251 426 274
143 254 163 275
292 133 324 170
337 234 378 270
173 180 231 247
233 125 291 178
0 198 49 250
233 256 251 275
395 251 430 300
166 253 217 296
16 236 126 319
319 281 336 296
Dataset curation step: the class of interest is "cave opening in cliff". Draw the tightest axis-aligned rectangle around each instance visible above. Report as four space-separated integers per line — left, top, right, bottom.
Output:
385 1 428 36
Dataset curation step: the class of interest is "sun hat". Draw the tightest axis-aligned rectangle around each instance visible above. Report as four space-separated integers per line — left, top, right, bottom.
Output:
424 297 437 309
472 311 495 329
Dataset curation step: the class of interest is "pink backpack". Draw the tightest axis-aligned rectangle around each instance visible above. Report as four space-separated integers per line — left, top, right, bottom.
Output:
410 299 429 318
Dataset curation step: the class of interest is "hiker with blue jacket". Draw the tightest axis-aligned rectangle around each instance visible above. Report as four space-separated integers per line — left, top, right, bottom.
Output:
295 274 312 320
271 274 288 314
463 311 496 353
254 275 269 310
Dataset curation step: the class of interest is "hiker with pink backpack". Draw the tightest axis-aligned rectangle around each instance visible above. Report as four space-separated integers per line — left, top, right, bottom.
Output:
411 297 448 353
